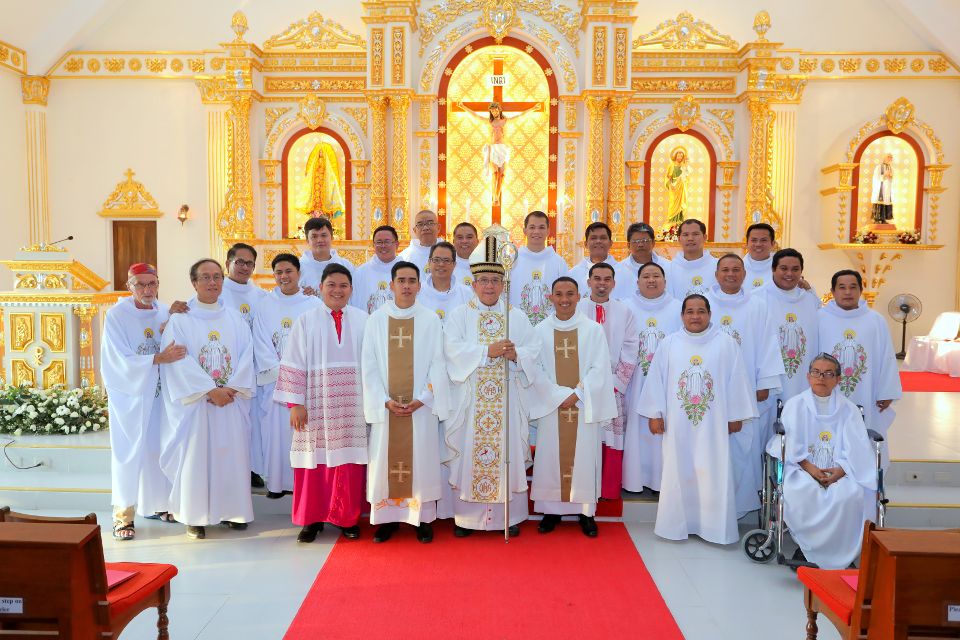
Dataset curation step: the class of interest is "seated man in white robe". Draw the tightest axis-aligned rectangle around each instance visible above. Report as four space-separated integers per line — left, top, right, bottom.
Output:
299 216 355 296
452 221 479 287
352 225 401 314
444 237 541 537
509 210 570 325
576 263 638 499
568 222 633 300
251 253 321 498
417 241 472 323
362 261 450 543
398 209 439 275
638 294 757 544
667 219 718 300
620 222 671 285
160 259 256 540
532 277 617 536
777 353 877 569
102 262 187 541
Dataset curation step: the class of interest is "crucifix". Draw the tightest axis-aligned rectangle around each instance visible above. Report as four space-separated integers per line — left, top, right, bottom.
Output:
390 327 412 349
452 55 542 223
390 461 411 484
560 407 578 423
555 338 577 359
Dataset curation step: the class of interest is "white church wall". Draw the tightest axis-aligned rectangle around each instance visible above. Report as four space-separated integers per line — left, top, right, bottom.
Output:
0 73 28 261
45 80 210 303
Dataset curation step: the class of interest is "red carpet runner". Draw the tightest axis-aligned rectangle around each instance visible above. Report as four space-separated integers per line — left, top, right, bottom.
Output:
285 521 683 640
900 371 960 392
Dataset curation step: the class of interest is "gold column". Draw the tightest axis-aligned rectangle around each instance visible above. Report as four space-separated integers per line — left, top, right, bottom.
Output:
73 306 97 388
367 94 389 235
745 95 780 231
21 76 51 246
585 95 608 223
216 91 255 241
206 107 231 258
260 159 281 239
606 96 628 238
390 93 411 240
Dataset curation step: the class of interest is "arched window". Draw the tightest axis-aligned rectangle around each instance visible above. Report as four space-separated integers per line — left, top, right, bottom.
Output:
644 128 718 240
281 128 352 239
850 132 923 238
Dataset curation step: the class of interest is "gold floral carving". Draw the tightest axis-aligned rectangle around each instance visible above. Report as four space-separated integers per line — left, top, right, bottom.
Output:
11 314 33 351
629 109 656 138
705 119 733 160
563 100 578 131
913 118 944 163
745 96 781 232
821 59 835 73
478 0 518 43
419 23 472 93
419 139 432 209
298 94 326 130
631 77 736 93
799 58 817 73
390 94 411 239
929 58 949 73
633 11 739 50
328 115 362 158
561 139 577 264
865 58 880 72
42 360 66 389
98 169 162 218
170 59 183 72
105 57 125 72
87 59 100 73
520 21 578 92
614 28 628 87
40 313 65 352
753 10 772 41
839 58 861 73
217 92 255 240
0 40 27 75
264 107 291 138
585 96 607 220
368 94 389 228
15 274 37 289
42 274 67 289
672 95 700 132
631 116 670 161
263 12 365 50
371 29 385 86
593 27 608 86
607 97 628 236
12 360 35 387
884 58 906 73
344 107 369 136
884 96 914 134
21 76 50 106
707 109 734 137
146 58 166 73
392 27 406 85
266 117 295 160
264 77 365 93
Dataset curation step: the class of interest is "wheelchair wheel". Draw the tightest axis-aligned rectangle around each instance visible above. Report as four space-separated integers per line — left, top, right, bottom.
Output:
741 529 776 563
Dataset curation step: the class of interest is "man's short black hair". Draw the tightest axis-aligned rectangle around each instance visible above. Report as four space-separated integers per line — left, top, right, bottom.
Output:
637 262 665 278
551 276 579 292
584 221 612 241
227 242 257 262
372 225 399 242
772 248 804 271
716 253 744 269
189 259 222 282
321 263 353 285
429 241 456 260
304 217 334 236
524 210 550 227
679 219 706 234
746 223 776 243
271 253 301 271
831 269 863 291
681 294 711 313
626 222 656 242
588 262 616 278
391 260 420 281
453 221 478 236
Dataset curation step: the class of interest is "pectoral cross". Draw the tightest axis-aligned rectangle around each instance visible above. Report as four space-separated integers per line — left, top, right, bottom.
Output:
560 407 578 423
390 461 411 484
555 338 577 359
390 327 412 349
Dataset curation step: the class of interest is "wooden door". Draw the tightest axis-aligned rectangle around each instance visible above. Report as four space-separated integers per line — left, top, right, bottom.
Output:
112 221 157 290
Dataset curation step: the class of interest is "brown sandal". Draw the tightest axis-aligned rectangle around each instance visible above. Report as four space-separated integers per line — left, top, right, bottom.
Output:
113 521 135 541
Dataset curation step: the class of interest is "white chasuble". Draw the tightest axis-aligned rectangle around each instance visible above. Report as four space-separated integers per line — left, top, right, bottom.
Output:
622 293 682 492
667 253 718 301
743 255 773 290
274 304 369 469
298 250 355 293
417 275 472 324
159 304 255 526
778 390 877 569
508 246 570 325
362 302 450 525
444 298 540 530
251 290 321 493
218 277 268 329
529 312 617 515
351 256 400 314
568 255 635 301
619 253 672 296
576 298 639 450
101 296 170 515
755 283 821 402
638 325 757 544
398 240 435 276
707 286 785 515
454 256 475 288
818 301 902 464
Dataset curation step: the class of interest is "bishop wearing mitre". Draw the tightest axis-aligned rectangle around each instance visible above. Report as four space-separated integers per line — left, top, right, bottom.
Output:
444 234 541 537
362 261 450 543
531 277 617 537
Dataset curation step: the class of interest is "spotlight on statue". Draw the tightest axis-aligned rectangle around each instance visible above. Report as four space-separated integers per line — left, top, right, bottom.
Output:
888 293 922 359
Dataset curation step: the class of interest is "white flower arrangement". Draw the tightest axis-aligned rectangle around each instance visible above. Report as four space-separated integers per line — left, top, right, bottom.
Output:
0 384 109 436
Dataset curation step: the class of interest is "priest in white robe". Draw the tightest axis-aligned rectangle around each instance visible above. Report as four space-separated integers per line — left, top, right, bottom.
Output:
531 277 617 536
509 211 569 325
102 263 187 540
707 254 785 517
638 294 757 544
818 270 901 466
362 261 450 543
620 222 671 287
160 259 256 539
743 224 817 297
444 238 541 536
398 209 439 275
416 241 472 323
778 353 877 569
252 254 321 498
351 225 401 314
452 221 479 287
568 222 634 300
298 216 355 296
576 263 638 499
275 263 369 543
623 262 682 492
667 219 718 300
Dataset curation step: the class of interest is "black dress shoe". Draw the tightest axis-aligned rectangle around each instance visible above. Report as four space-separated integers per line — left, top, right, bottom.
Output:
222 521 248 531
373 523 399 543
508 524 520 537
340 525 361 539
578 515 598 537
538 514 561 534
416 522 434 543
265 491 285 499
186 525 206 539
251 472 265 488
453 524 473 538
297 522 323 543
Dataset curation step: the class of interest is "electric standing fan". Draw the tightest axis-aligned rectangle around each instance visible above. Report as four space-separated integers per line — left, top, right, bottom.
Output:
888 293 922 359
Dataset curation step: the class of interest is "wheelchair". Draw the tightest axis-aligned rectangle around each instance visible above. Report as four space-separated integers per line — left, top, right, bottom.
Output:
740 399 888 568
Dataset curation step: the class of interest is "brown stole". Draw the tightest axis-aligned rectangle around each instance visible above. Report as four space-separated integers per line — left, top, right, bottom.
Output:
554 328 580 502
387 317 415 499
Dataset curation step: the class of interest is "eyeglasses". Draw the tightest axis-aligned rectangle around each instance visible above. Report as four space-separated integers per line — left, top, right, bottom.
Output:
131 282 159 291
373 240 397 247
195 274 224 283
629 238 653 246
475 278 503 286
807 369 838 379
416 221 437 228
430 257 454 265
231 259 255 269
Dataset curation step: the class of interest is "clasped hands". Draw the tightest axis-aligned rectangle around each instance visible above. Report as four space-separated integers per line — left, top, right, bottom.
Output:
386 398 424 417
800 460 846 488
488 339 518 361
207 386 238 407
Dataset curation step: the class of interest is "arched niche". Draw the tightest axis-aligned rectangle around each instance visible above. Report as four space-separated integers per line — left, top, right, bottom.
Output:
643 127 718 240
280 127 353 240
849 131 924 237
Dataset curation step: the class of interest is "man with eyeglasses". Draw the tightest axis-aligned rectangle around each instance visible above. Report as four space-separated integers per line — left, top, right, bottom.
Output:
451 221 480 286
568 222 633 300
160 259 256 540
352 225 402 314
509 210 569 325
667 219 718 300
773 353 877 568
299 217 354 296
399 210 440 275
621 222 671 286
444 237 541 537
101 263 188 541
417 241 472 323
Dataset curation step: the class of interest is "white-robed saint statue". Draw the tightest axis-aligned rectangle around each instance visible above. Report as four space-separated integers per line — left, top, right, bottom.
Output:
160 259 256 539
362 262 451 543
623 262 682 492
101 263 188 541
509 211 570 325
444 236 541 536
530 277 617 537
871 153 895 223
774 353 877 569
638 294 757 545
251 254 321 497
